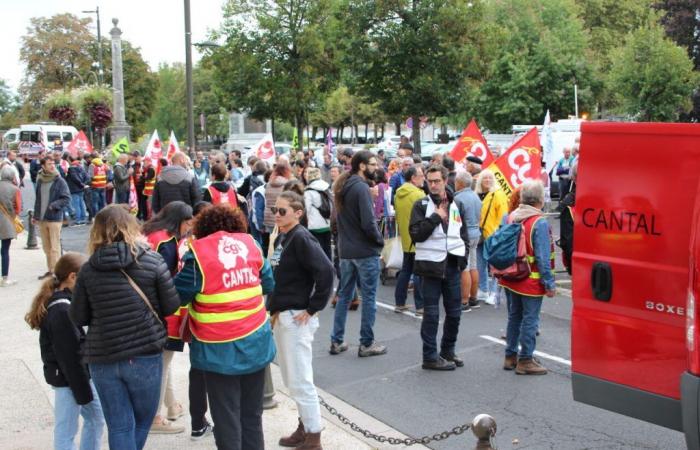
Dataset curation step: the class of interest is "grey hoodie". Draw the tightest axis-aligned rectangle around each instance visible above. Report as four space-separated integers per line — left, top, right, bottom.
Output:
336 174 384 259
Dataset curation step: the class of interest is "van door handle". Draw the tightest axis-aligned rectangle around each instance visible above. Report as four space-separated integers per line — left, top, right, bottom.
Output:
591 262 613 301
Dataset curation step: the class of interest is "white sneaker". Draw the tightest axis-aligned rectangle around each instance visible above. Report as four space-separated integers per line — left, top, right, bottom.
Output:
484 293 496 305
477 290 488 301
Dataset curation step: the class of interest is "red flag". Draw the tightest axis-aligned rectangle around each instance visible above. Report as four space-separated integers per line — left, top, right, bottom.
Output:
166 130 180 161
66 131 93 158
450 119 495 168
489 127 542 197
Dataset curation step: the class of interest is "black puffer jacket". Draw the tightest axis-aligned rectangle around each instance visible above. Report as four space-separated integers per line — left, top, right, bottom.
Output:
151 165 201 214
41 289 93 405
70 242 180 364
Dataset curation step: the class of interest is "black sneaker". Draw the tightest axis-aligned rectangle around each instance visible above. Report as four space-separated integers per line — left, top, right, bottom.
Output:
191 422 213 441
422 357 456 371
440 353 464 367
468 299 481 309
329 342 349 355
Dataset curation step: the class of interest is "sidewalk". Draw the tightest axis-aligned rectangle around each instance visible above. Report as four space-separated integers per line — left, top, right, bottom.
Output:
0 233 425 450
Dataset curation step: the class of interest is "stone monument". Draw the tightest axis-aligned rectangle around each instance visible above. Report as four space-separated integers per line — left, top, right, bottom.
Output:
109 18 131 142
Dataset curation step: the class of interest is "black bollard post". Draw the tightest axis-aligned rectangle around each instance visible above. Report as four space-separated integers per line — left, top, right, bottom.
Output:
471 414 497 449
25 210 38 249
262 364 278 410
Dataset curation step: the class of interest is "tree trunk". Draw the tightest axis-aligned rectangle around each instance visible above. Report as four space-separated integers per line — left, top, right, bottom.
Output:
411 115 421 154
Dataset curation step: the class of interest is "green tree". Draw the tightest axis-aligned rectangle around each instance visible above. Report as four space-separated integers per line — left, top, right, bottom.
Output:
146 63 187 139
477 0 596 132
212 0 337 152
0 80 16 116
339 0 492 152
19 14 94 118
607 24 697 121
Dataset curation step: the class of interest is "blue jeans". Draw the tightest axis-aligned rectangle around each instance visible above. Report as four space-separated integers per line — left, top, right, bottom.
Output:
476 243 498 293
505 290 543 360
91 188 106 215
54 381 104 450
332 256 380 347
89 354 163 450
420 263 462 361
71 193 87 223
394 252 423 310
115 189 130 205
1 239 10 277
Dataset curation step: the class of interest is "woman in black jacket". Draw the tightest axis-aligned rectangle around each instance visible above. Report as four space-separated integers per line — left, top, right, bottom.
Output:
70 204 180 450
25 252 105 450
268 191 334 450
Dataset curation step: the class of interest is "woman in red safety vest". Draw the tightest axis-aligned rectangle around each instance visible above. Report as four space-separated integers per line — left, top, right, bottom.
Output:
142 201 194 434
499 181 556 376
203 163 240 208
173 204 275 449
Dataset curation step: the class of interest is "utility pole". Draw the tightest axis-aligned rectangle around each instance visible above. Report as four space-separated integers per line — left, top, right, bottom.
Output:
184 0 195 156
82 6 103 84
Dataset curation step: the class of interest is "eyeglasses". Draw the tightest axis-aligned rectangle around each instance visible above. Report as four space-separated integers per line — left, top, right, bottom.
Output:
270 207 288 216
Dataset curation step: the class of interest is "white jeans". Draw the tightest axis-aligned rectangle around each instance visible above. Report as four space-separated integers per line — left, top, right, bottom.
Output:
274 310 322 433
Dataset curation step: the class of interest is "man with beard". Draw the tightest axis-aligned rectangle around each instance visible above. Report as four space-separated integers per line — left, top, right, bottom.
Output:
330 150 387 357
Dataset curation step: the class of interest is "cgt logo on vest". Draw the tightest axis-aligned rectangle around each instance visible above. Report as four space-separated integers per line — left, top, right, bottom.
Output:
217 236 258 288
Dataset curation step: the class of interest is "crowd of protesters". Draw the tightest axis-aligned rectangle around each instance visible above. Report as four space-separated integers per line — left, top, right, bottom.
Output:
4 132 577 449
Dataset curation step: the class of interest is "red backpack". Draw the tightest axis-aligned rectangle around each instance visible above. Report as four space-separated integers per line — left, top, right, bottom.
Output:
488 216 532 282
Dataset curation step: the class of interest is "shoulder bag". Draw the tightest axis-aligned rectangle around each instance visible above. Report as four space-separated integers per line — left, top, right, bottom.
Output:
0 202 24 234
120 269 164 326
479 193 495 244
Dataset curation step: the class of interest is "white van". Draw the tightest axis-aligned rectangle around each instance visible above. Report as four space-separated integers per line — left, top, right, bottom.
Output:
17 124 78 158
1 128 20 153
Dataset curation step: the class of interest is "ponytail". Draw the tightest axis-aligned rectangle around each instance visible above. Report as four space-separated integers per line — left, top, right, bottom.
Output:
24 252 87 330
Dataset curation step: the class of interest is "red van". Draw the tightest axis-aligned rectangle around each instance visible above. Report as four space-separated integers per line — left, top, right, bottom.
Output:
571 122 700 449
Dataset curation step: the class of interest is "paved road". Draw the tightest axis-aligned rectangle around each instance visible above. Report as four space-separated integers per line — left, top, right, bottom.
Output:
54 218 686 450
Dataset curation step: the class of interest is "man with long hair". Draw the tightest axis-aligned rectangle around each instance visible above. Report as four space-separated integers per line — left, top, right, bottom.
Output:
330 150 387 357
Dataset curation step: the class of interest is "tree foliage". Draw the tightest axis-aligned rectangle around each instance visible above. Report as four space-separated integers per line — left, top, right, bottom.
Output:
146 63 187 140
477 0 596 132
212 0 337 151
338 0 492 150
19 13 94 114
608 23 697 121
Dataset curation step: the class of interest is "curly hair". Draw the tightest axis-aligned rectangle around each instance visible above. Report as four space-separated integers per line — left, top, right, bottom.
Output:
193 204 248 238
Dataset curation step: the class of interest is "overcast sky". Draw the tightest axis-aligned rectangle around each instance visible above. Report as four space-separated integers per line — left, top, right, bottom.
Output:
0 0 226 93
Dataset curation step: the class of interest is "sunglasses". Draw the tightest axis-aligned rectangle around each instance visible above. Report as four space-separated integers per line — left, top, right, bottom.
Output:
270 207 288 216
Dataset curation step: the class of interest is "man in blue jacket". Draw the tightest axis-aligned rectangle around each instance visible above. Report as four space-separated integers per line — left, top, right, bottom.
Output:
34 156 70 279
330 150 387 358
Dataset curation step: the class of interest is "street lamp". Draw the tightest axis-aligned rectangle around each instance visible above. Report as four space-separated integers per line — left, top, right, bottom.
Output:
82 6 104 84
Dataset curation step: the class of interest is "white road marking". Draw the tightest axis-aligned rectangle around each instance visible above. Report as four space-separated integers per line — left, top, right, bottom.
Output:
479 335 572 367
376 300 421 318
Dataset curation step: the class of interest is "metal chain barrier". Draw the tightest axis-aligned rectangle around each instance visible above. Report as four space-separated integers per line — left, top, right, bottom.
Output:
318 396 472 446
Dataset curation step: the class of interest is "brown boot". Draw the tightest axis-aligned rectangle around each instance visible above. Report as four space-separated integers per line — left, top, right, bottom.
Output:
515 358 548 375
279 419 305 447
503 354 517 371
296 431 322 450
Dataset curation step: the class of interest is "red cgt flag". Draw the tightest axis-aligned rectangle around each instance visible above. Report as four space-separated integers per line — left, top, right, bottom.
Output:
66 130 93 158
489 127 541 197
450 119 495 167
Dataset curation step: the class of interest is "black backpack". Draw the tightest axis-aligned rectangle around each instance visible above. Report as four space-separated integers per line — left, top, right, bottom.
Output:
307 186 333 219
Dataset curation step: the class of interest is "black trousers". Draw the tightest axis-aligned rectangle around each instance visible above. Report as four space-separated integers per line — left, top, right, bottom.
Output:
312 230 332 262
189 367 208 430
204 368 265 450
